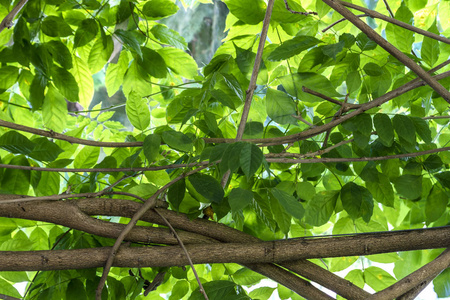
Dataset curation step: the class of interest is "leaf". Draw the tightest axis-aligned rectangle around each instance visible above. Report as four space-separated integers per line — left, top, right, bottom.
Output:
268 36 321 61
126 91 150 130
410 116 432 143
364 266 397 292
74 146 100 169
105 52 129 97
189 281 242 300
346 71 361 94
322 41 345 60
88 36 114 74
425 185 448 222
304 190 339 226
159 48 198 79
385 3 414 53
1 156 31 195
0 66 19 90
363 62 383 76
0 278 21 298
188 173 224 203
392 115 416 145
341 182 374 222
162 131 193 152
52 66 79 102
41 16 73 37
168 179 185 211
433 267 450 298
228 188 253 212
239 143 263 178
270 193 292 234
151 24 187 50
74 18 98 48
0 131 35 154
140 47 167 78
394 175 422 199
232 268 265 286
373 114 394 147
421 21 440 67
71 56 94 109
28 138 63 162
265 88 297 124
356 32 377 51
271 188 304 220
143 134 161 163
46 41 73 69
114 29 142 58
434 172 450 189
42 85 68 132
142 0 179 19
222 0 266 25
366 173 394 207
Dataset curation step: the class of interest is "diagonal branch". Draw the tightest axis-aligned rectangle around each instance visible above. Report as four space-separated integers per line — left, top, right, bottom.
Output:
321 0 450 103
369 248 450 300
0 0 28 33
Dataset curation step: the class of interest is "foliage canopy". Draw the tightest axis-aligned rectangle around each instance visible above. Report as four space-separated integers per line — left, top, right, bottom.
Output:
0 0 449 299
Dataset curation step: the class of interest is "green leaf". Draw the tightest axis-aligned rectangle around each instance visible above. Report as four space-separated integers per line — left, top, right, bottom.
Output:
228 188 253 212
373 114 394 147
159 48 198 79
410 116 432 143
0 66 19 90
322 41 345 60
421 21 440 67
169 280 189 300
114 29 142 58
52 66 79 102
433 267 450 298
0 131 35 154
356 32 377 51
189 281 243 300
151 24 187 50
1 156 31 195
272 0 306 23
74 18 98 48
28 138 63 162
74 146 100 169
140 47 167 78
385 3 414 53
46 41 73 69
304 190 339 226
88 36 114 74
188 173 224 203
0 278 21 298
222 0 266 25
168 179 185 211
341 182 374 222
71 56 94 109
142 0 179 19
35 171 60 197
162 131 193 152
143 134 161 163
249 287 275 300
271 188 304 220
345 269 365 289
41 16 73 37
232 268 265 286
346 71 361 94
434 172 450 189
105 52 129 97
364 266 397 292
126 91 150 130
425 185 448 223
392 115 416 145
266 88 296 125
268 36 321 61
239 143 263 178
366 173 394 207
67 278 87 300
43 85 68 132
394 175 422 199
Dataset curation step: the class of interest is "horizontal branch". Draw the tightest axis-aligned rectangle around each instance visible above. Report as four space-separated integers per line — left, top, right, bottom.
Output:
302 86 362 110
1 226 448 271
339 0 450 44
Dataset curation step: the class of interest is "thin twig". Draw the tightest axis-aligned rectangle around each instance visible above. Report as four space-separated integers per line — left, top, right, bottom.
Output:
322 14 367 32
95 165 210 300
283 0 317 15
154 208 209 300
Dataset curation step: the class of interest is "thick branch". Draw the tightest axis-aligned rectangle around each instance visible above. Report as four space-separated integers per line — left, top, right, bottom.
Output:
369 248 450 300
0 0 28 33
1 228 449 270
322 0 450 103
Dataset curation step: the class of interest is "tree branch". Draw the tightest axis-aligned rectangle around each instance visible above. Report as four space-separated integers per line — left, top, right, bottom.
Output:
339 0 450 44
322 0 450 103
0 0 28 33
369 248 450 300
